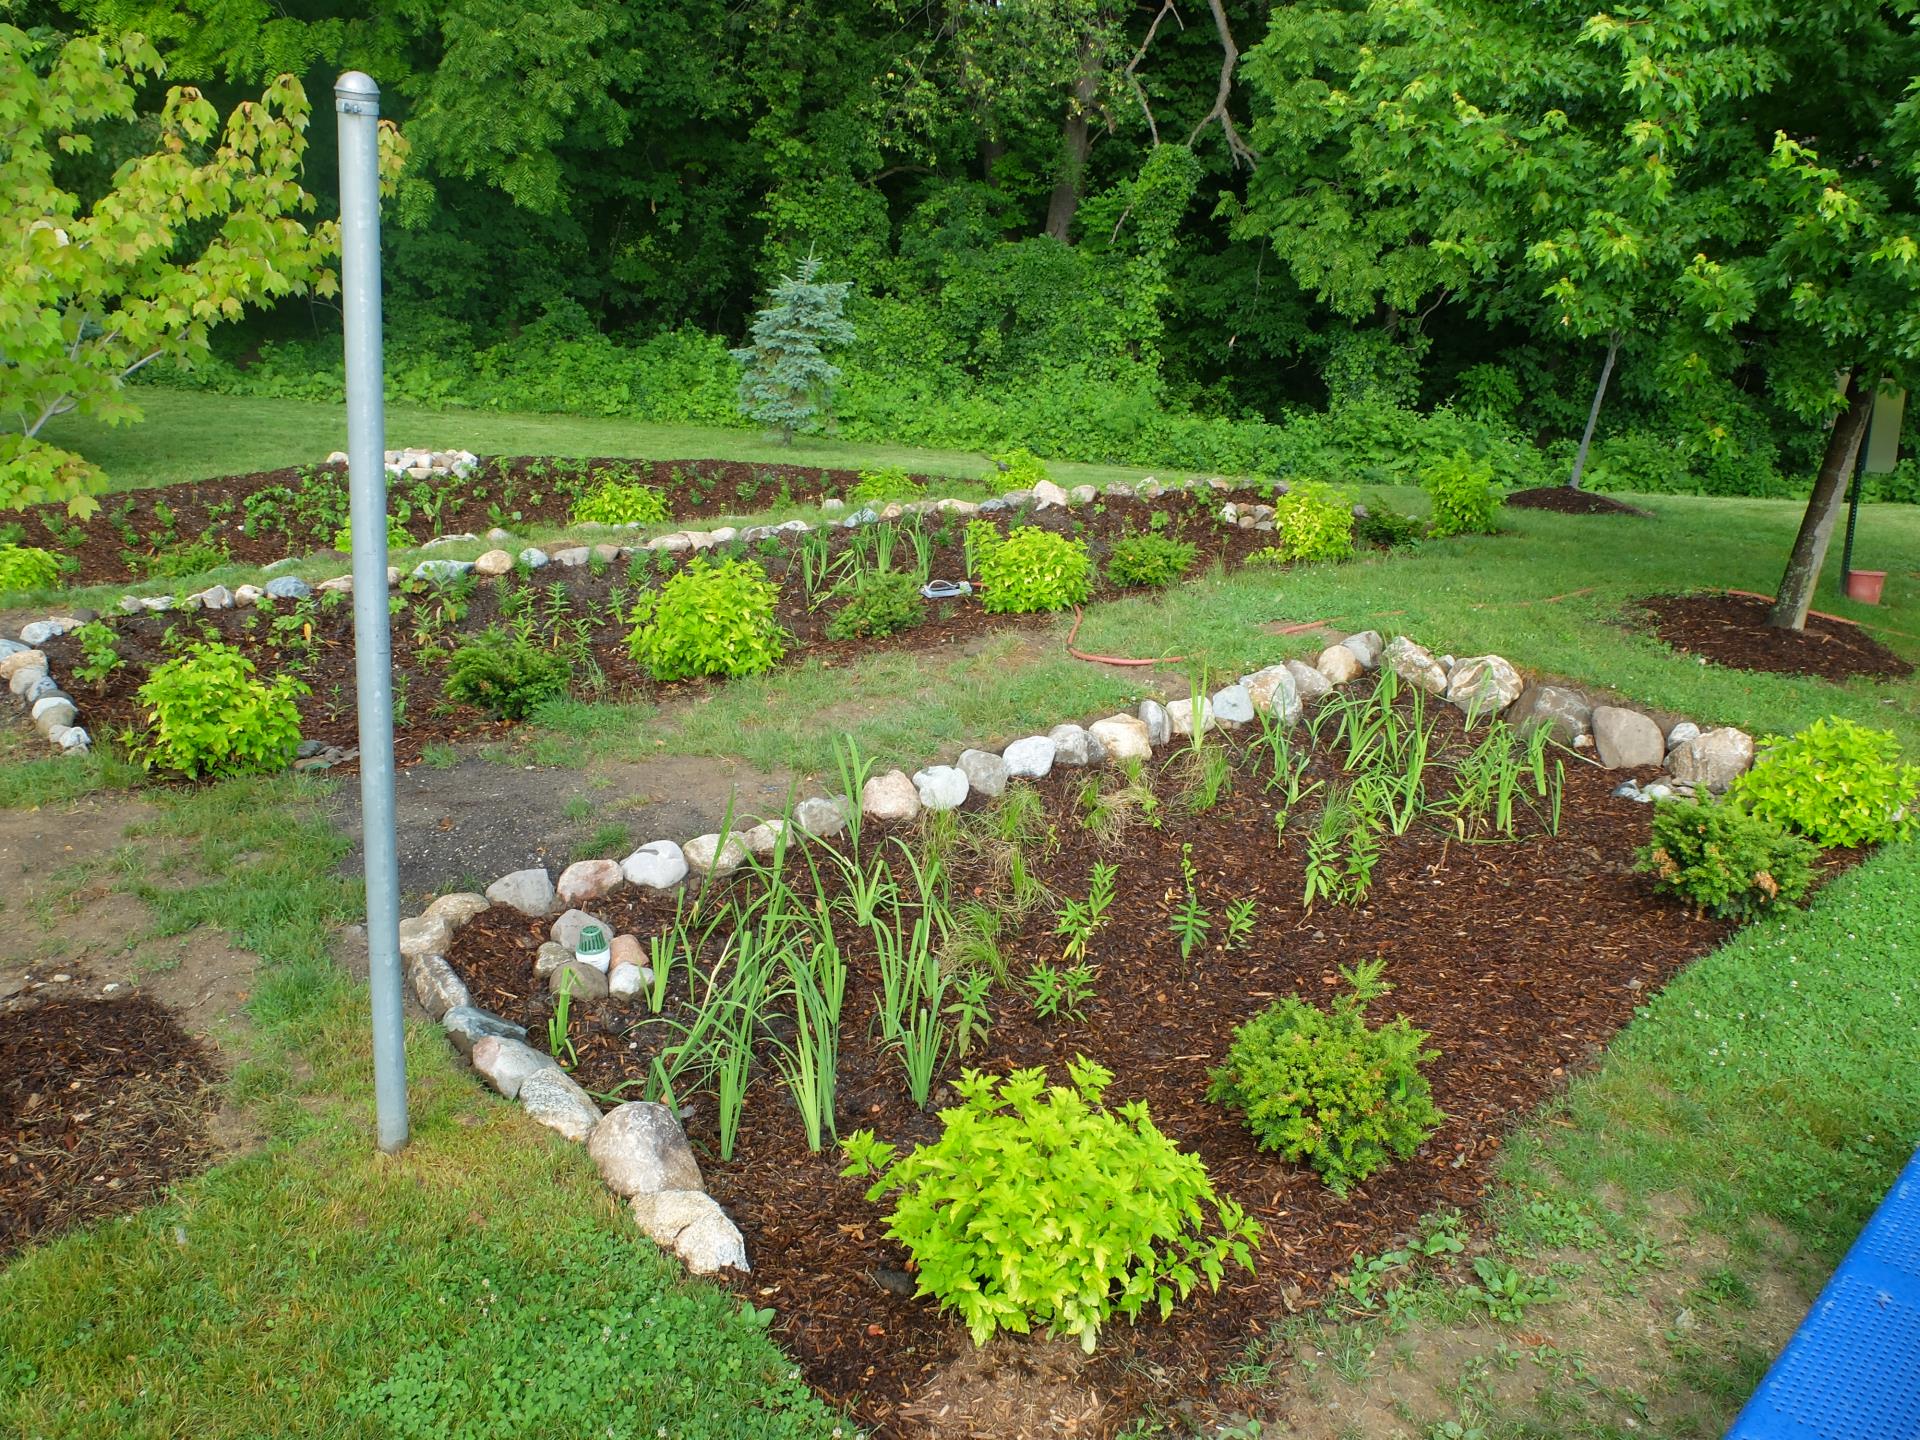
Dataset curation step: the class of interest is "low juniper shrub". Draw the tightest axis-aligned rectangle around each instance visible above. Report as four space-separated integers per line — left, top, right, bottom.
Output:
1637 797 1819 921
824 569 926 640
841 1057 1259 1353
444 628 574 719
1355 502 1426 549
1105 533 1197 589
1207 958 1443 1196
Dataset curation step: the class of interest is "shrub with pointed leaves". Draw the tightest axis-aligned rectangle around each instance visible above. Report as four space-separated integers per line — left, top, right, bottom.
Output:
730 253 855 444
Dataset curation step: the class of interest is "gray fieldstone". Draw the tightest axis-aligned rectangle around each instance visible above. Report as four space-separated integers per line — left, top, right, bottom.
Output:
1032 479 1070 509
1089 714 1152 761
551 546 591 567
517 547 550 569
549 960 609 1002
518 1067 602 1143
264 576 311 601
1068 484 1098 504
1167 696 1215 737
741 819 786 857
622 840 688 889
406 952 470 1020
1286 659 1332 703
556 858 624 907
1315 644 1364 686
473 549 514 577
913 765 971 811
549 908 608 951
861 769 922 822
1002 734 1056 779
608 962 647 998
425 892 490 929
1244 666 1302 724
486 867 554 916
233 584 264 605
1666 721 1702 752
793 795 852 839
1666 727 1755 793
56 727 90 753
194 586 235 611
957 749 1010 799
1591 706 1665 769
683 831 750 876
1211 684 1256 727
397 913 453 960
31 697 77 734
1047 724 1099 766
441 1005 528 1056
411 559 473 583
1445 655 1525 719
1138 699 1171 746
534 941 573 978
470 1035 558 1099
1382 636 1448 695
8 666 48 698
1508 684 1593 746
589 1101 705 1196
630 1190 750 1274
1341 630 1384 668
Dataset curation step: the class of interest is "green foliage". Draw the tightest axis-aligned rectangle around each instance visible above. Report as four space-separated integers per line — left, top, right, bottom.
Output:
731 254 856 443
1268 481 1356 563
1731 717 1920 848
444 628 573 719
1105 533 1197 589
824 568 926 641
0 544 61 596
1421 450 1502 538
847 466 923 504
1207 959 1444 1197
626 557 787 680
331 515 413 553
1025 960 1097 1022
72 622 123 685
1355 503 1425 549
841 1058 1258 1352
570 478 670 527
986 446 1051 490
134 642 306 779
1637 798 1819 921
976 526 1093 613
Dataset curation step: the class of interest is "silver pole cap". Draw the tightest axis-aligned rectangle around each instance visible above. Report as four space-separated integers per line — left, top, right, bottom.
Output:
335 71 380 114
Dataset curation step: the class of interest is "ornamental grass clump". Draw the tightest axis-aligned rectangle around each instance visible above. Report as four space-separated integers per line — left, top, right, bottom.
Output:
134 641 306 778
1637 798 1818 921
1730 716 1919 848
626 556 787 680
975 525 1093 613
1208 959 1443 1196
841 1058 1258 1353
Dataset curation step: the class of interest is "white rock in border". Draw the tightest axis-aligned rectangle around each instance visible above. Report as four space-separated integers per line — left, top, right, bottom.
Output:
741 819 786 857
1445 655 1524 718
1048 724 1099 766
406 952 470 1021
1382 636 1448 695
518 1067 601 1142
1002 734 1056 779
793 795 851 839
426 892 490 928
861 770 922 823
1138 699 1171 746
470 1035 559 1099
549 908 608 950
630 1190 750 1274
1285 659 1332 703
1211 684 1255 727
398 913 452 960
589 1102 704 1196
622 840 688 889
1167 696 1215 737
486 868 554 916
1341 631 1384 668
1666 727 1755 793
913 765 970 811
1315 644 1364 686
556 858 624 907
1089 714 1152 762
684 831 750 876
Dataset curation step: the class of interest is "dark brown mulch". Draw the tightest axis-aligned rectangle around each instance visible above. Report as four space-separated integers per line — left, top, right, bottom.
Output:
1505 486 1652 517
0 996 222 1257
1639 591 1914 684
40 487 1285 767
443 707 1787 1436
17 457 921 588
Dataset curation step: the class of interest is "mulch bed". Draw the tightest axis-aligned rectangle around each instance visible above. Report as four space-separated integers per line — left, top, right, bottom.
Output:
1639 591 1914 684
1505 486 1652 517
0 996 222 1257
41 487 1286 766
442 703 1806 1436
16 457 922 589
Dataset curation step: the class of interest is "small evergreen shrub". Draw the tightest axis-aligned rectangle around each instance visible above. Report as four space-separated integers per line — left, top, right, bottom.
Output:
1207 959 1443 1196
847 466 922 505
626 557 788 680
1421 450 1502 537
986 446 1050 490
0 544 62 596
841 1058 1259 1352
1730 717 1920 847
444 628 574 718
571 479 670 527
1637 798 1819 920
1355 503 1425 548
977 526 1093 613
825 569 926 640
731 254 856 443
331 515 413 553
135 642 307 778
1268 481 1355 563
1105 534 1197 589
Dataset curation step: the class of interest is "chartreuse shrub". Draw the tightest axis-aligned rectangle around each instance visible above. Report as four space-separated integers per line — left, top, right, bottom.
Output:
841 1058 1258 1353
1207 959 1443 1196
825 568 925 640
986 446 1050 490
976 525 1093 613
1105 533 1197 589
444 628 573 719
571 477 670 527
1421 449 1503 537
626 556 787 680
0 544 62 596
1266 480 1355 563
135 642 307 778
1637 798 1819 921
847 465 922 505
1730 717 1920 848
331 513 412 553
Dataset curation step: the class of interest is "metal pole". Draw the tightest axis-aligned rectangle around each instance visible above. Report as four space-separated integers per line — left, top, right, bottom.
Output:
336 71 408 1153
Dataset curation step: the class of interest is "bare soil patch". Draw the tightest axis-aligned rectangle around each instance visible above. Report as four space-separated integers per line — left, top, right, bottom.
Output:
1505 487 1653 517
1639 591 1913 683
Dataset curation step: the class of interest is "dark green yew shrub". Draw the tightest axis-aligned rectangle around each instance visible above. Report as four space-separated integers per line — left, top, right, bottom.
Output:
444 628 573 719
1104 533 1197 588
825 569 926 640
1637 798 1818 921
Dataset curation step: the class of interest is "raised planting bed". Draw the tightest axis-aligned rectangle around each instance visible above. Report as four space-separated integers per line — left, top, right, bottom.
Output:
1639 591 1913 683
0 995 222 1257
1504 486 1653 517
35 485 1314 766
436 684 1860 1434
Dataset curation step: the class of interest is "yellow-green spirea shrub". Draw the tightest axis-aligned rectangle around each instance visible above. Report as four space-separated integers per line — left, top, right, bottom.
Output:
571 479 670 527
135 642 307 778
1207 959 1443 1196
1420 449 1502 537
977 525 1093 613
841 1058 1258 1353
1269 480 1355 563
0 544 62 596
985 446 1050 490
1731 716 1919 848
625 556 787 680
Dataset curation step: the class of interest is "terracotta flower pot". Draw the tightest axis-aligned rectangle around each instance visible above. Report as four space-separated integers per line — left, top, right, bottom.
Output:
1845 569 1887 605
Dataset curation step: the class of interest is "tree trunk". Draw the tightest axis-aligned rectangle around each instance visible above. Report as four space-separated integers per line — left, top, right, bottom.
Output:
979 136 1004 185
1044 50 1101 241
1566 334 1620 491
1768 375 1876 631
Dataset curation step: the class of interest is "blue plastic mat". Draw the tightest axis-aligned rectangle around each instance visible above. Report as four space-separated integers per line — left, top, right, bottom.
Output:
1728 1147 1920 1438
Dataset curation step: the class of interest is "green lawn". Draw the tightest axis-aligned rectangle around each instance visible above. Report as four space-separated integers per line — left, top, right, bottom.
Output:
4 390 1919 1437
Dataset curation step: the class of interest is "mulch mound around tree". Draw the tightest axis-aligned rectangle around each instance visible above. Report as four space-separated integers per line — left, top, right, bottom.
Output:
1505 486 1652 517
1640 591 1914 684
42 486 1288 767
443 704 1827 1436
0 996 222 1257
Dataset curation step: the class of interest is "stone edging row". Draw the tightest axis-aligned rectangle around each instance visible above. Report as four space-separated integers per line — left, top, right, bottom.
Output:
396 627 1756 1281
4 453 1286 759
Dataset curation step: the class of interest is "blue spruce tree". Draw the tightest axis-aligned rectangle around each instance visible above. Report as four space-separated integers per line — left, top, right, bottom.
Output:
731 253 856 444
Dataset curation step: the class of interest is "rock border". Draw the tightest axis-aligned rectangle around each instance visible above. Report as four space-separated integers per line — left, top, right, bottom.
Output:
401 626 1752 1280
